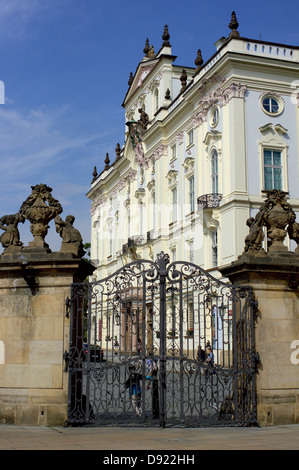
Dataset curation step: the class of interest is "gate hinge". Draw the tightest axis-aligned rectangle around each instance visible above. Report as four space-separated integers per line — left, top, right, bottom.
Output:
252 351 260 372
251 299 259 320
65 297 71 318
63 351 69 372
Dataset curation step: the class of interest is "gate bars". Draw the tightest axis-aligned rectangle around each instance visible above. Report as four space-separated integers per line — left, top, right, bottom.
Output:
66 252 258 427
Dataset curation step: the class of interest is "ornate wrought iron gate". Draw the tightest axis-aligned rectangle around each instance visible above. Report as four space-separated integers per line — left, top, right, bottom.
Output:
66 253 258 427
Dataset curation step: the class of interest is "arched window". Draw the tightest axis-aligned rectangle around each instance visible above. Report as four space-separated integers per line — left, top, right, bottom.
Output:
139 200 144 236
211 149 218 193
152 191 156 229
127 204 131 238
155 88 159 112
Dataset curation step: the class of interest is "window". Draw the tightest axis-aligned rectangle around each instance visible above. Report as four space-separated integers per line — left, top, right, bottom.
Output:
139 201 144 236
263 97 279 113
109 230 113 256
170 144 177 161
187 300 194 332
170 246 176 262
172 187 177 222
210 106 219 127
211 149 218 193
127 205 131 237
211 231 218 267
189 240 194 263
261 94 283 116
263 149 282 190
187 129 194 146
155 89 159 112
189 176 195 213
152 191 155 230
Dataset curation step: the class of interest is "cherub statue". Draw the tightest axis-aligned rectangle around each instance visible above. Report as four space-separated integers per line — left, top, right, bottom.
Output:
244 211 265 254
0 213 24 249
55 214 85 257
288 220 299 253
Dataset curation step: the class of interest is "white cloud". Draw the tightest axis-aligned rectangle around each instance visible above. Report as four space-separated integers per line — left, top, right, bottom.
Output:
0 0 72 44
0 105 94 176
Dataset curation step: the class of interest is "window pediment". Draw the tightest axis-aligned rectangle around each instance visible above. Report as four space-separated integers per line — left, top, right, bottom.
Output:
259 123 288 136
203 130 221 146
167 169 178 186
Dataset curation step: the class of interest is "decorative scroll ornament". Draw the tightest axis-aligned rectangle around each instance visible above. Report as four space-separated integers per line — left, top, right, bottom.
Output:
19 183 63 248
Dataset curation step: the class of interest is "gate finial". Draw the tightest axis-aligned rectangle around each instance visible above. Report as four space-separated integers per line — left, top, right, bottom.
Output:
156 251 170 270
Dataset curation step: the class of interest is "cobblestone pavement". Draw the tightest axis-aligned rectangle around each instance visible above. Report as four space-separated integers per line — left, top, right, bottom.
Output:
0 423 299 451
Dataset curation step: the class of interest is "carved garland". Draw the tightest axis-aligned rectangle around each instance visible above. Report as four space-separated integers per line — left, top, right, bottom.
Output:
192 81 247 128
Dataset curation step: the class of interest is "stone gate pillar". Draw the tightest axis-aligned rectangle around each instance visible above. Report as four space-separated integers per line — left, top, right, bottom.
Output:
0 184 94 426
220 190 299 426
0 251 93 426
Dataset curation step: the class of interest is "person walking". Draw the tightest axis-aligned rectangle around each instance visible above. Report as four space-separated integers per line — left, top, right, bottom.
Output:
125 365 143 416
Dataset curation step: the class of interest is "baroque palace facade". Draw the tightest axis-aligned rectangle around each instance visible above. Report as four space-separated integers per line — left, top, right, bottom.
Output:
87 12 299 281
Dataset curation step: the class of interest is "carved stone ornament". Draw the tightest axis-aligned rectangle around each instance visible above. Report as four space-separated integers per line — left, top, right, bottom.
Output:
288 221 299 253
19 184 63 248
138 108 149 130
244 190 297 254
263 190 296 252
244 213 265 255
55 214 85 257
0 212 25 251
126 120 146 164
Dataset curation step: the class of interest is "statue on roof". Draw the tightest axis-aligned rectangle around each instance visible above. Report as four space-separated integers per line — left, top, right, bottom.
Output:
138 108 149 130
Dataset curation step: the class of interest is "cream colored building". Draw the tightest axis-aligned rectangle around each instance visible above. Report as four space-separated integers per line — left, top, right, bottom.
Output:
87 16 299 282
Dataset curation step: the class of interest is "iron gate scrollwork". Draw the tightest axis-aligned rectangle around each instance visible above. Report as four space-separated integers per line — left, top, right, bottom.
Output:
66 252 258 427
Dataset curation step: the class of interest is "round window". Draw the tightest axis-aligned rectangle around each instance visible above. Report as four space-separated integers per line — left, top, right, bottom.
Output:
261 95 283 115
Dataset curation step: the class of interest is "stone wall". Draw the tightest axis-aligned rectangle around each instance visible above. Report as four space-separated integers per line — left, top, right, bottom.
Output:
0 250 92 426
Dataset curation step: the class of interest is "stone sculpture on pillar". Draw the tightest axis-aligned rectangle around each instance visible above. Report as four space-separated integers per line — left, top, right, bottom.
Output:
0 213 25 251
55 214 85 257
244 189 298 254
19 183 63 249
288 221 299 254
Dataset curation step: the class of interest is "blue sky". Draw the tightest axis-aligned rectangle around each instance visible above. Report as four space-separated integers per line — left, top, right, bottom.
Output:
0 0 298 252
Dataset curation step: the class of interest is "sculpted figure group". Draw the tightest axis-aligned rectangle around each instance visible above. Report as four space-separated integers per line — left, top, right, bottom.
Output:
0 184 84 257
0 186 298 258
244 189 299 254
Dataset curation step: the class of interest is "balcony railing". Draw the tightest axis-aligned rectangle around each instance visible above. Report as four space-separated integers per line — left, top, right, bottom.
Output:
197 193 222 209
123 235 146 254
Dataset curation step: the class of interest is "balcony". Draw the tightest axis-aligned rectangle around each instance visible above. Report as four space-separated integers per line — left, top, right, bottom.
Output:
197 193 222 209
122 235 146 254
147 230 155 242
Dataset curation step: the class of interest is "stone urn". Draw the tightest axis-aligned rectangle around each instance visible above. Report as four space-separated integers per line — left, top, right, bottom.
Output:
263 190 296 252
19 184 63 248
